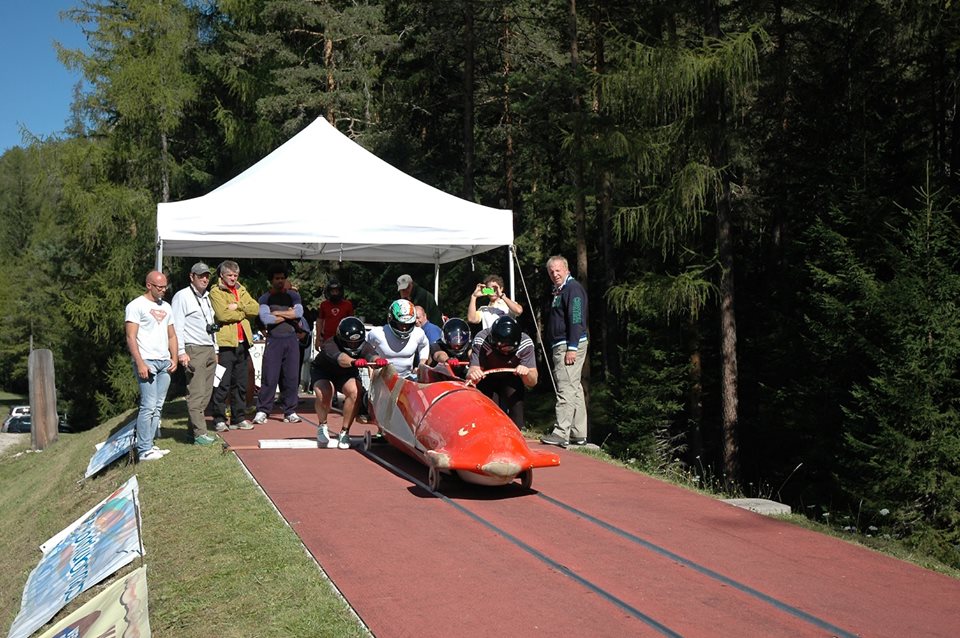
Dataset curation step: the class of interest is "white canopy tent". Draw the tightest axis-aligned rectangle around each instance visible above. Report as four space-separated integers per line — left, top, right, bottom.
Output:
156 117 515 297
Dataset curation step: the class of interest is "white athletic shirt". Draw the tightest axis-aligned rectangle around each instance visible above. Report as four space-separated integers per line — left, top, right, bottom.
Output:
477 298 517 330
125 295 174 360
365 324 430 379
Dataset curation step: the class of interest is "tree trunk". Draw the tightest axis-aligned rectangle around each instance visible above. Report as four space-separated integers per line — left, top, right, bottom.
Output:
593 0 617 381
324 36 335 124
568 0 590 420
704 0 740 482
160 131 170 203
568 0 588 286
462 0 475 201
502 5 514 210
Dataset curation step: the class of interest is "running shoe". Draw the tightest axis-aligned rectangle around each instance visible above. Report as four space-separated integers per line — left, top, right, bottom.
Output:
284 413 302 423
337 430 350 450
251 411 268 424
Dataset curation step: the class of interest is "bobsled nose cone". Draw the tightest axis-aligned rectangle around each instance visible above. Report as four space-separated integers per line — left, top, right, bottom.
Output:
481 459 524 478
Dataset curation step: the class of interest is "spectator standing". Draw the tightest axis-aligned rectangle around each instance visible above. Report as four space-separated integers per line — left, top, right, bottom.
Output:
312 316 374 450
414 305 442 343
315 278 354 347
539 255 589 447
397 273 443 326
252 264 304 424
171 262 219 445
209 260 259 431
365 299 429 380
466 316 538 429
125 271 178 461
467 274 524 330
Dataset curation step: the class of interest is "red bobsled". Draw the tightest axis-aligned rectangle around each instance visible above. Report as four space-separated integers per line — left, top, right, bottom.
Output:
367 364 560 491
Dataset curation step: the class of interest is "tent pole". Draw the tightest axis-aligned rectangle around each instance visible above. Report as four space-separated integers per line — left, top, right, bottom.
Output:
434 260 440 303
508 245 515 299
155 237 163 272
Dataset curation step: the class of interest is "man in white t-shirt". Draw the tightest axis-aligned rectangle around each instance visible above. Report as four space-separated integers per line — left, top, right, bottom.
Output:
364 299 430 380
125 270 178 462
466 274 524 330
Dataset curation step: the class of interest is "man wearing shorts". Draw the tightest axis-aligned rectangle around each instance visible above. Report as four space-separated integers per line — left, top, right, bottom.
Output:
311 316 380 449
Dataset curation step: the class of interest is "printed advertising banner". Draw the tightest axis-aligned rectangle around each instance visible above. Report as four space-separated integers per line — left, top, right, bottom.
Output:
7 477 144 638
84 421 136 478
37 567 151 638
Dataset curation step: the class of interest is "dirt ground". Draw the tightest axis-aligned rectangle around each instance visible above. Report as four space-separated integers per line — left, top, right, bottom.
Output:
0 433 29 456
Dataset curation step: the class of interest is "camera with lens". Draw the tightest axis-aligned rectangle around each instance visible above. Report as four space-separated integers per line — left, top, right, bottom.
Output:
205 323 221 335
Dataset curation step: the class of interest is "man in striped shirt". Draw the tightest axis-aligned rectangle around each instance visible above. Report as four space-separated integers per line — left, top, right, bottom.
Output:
466 316 538 429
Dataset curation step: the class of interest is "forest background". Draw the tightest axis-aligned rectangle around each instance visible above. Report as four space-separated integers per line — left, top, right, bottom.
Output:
0 0 958 567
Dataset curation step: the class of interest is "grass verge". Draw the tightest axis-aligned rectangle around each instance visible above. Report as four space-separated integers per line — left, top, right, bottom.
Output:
0 400 367 638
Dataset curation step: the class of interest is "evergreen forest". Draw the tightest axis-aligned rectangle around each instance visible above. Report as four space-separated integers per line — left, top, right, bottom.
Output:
0 0 958 567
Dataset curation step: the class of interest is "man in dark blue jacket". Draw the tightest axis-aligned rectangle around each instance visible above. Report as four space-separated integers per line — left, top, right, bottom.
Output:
540 255 589 448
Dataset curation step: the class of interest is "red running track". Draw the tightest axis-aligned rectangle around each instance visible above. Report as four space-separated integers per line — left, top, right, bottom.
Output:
221 413 960 637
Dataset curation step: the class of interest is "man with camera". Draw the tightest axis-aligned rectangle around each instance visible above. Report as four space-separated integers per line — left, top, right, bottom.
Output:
466 274 524 330
172 262 220 445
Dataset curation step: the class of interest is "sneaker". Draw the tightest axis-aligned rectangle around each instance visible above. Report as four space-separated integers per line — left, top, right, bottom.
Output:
194 434 217 446
357 414 369 424
252 411 268 424
568 437 588 446
151 446 171 456
228 422 240 430
540 433 568 448
214 421 228 433
284 413 302 423
317 423 331 446
235 420 255 431
337 430 350 450
139 449 166 462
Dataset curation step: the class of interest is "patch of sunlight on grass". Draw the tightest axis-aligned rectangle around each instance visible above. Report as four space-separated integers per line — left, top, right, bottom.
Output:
0 401 367 637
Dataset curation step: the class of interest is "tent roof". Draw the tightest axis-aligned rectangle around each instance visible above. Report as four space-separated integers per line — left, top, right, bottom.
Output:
156 118 513 264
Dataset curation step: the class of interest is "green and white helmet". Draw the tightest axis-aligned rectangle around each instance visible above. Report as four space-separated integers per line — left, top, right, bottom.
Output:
387 299 416 341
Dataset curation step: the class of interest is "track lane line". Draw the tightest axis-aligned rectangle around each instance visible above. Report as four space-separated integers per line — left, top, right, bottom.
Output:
535 492 857 638
358 448 685 638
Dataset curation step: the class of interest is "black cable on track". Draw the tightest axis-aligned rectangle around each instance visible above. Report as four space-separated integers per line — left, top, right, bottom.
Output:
536 492 858 638
359 448 684 638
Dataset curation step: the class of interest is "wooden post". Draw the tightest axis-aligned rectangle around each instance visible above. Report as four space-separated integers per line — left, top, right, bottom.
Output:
28 349 58 450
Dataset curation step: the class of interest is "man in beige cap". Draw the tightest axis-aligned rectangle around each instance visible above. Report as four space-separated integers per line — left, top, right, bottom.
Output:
172 262 219 445
396 273 442 326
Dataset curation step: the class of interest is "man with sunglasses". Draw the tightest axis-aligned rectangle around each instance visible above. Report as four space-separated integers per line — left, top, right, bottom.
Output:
172 262 219 445
125 270 178 461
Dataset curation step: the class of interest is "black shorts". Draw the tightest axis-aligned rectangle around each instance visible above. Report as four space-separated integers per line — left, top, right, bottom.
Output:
310 362 359 394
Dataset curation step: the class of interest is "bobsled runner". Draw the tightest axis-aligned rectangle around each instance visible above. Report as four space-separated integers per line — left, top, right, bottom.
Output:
367 364 560 491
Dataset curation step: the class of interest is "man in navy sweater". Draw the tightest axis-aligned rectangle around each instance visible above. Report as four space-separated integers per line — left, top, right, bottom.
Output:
539 255 589 448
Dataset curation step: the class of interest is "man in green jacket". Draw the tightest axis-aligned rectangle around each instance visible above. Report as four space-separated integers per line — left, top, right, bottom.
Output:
397 273 443 326
210 260 260 430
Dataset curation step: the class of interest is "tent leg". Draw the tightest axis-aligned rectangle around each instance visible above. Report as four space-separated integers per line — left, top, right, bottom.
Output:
155 238 163 272
508 246 515 299
434 261 440 304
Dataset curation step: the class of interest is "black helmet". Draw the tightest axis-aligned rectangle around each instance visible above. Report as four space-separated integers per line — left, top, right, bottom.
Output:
489 316 521 355
335 316 366 356
324 278 343 301
387 299 416 341
441 318 471 358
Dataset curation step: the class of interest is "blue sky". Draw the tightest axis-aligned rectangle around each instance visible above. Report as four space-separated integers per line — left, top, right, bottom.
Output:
0 2 86 154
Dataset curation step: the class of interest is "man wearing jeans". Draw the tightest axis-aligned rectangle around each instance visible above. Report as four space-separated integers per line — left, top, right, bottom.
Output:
125 270 178 461
539 256 589 448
